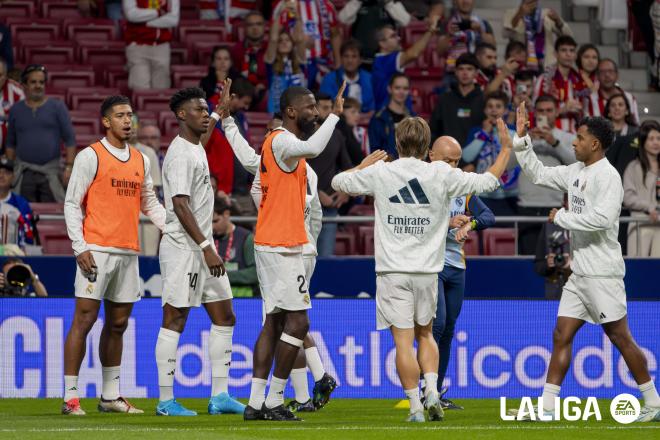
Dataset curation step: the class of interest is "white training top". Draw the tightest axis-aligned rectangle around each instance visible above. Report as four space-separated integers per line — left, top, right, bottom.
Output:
331 157 500 273
514 133 625 279
161 135 214 250
64 137 165 256
222 116 323 256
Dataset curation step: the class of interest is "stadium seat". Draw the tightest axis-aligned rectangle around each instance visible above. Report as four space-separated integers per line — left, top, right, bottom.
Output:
75 133 101 150
158 111 179 139
133 89 178 112
65 20 118 41
136 110 158 128
41 2 82 19
463 233 480 256
188 40 235 64
10 21 61 41
30 203 64 216
22 45 76 65
79 42 126 68
335 230 357 256
70 93 116 112
403 21 437 49
180 1 199 20
483 228 516 256
178 22 230 45
48 68 95 89
1 1 35 18
68 110 102 136
170 42 189 65
36 222 73 255
358 226 375 255
171 65 207 88
68 87 120 108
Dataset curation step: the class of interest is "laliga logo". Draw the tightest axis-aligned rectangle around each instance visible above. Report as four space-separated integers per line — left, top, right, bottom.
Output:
610 393 640 424
500 397 602 421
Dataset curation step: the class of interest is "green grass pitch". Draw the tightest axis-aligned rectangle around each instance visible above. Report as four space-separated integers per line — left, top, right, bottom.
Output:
0 398 658 440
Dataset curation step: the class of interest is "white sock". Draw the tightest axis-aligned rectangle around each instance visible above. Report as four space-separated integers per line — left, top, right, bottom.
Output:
305 347 325 382
290 368 310 403
155 327 180 402
248 378 268 409
542 383 561 412
405 387 423 413
423 373 438 399
265 376 288 409
101 366 121 400
639 380 660 407
209 325 233 396
64 375 79 401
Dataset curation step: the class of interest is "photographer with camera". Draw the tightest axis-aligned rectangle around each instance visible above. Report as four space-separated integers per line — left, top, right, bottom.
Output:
0 257 47 297
534 196 571 299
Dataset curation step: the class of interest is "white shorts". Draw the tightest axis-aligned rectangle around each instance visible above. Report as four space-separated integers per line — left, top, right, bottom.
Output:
74 251 140 303
256 250 310 315
375 273 438 330
303 255 316 282
558 274 627 324
159 240 232 308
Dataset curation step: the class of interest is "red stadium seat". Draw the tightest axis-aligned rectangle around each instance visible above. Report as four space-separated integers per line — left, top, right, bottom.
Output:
463 233 480 256
178 22 230 44
358 226 375 255
171 65 207 88
136 110 158 128
79 42 126 67
67 87 120 107
70 93 114 112
48 68 95 89
10 21 61 41
68 110 102 136
75 133 101 150
403 21 436 49
335 230 357 256
1 1 35 18
41 2 82 19
180 1 199 20
65 20 118 41
37 223 73 255
170 42 189 65
31 203 64 216
103 67 129 92
23 45 76 65
188 40 235 64
133 89 178 112
158 112 179 139
483 228 516 256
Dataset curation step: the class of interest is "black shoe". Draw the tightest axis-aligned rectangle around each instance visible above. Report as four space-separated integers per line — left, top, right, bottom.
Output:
286 399 316 413
312 373 337 409
243 405 264 421
261 403 302 421
438 387 463 410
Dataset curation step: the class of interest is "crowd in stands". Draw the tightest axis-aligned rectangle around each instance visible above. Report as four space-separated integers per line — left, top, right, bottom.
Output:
1 0 660 262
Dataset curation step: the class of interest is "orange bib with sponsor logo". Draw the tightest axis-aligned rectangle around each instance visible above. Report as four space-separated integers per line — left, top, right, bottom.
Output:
254 130 308 247
83 142 144 251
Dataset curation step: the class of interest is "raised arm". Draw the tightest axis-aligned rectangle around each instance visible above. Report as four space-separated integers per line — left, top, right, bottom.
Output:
264 14 282 64
222 117 260 175
331 150 387 196
400 15 439 67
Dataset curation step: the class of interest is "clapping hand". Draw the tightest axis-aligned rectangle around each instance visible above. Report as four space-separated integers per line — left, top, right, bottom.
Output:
333 81 347 116
357 150 388 170
516 101 529 137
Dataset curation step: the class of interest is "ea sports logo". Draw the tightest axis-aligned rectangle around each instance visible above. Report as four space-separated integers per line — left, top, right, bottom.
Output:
610 393 640 424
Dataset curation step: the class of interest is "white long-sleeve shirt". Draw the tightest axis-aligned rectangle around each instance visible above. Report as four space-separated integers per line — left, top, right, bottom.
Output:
331 157 499 273
123 0 180 28
273 114 339 171
513 133 625 278
222 117 322 256
64 137 166 256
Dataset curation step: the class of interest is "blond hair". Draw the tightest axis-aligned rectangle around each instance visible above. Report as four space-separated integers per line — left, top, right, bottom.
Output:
395 117 430 159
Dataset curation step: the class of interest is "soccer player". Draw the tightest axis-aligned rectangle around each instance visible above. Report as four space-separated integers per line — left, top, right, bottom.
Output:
155 87 244 417
62 96 165 415
427 136 496 410
211 96 337 412
242 83 345 422
509 102 660 422
331 117 513 422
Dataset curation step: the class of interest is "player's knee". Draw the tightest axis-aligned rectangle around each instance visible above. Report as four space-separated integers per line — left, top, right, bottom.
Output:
552 326 571 346
74 309 98 332
605 329 630 349
286 313 310 337
105 316 129 335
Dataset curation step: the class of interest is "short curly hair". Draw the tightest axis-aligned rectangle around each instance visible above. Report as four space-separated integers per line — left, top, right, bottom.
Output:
100 95 131 118
578 116 615 151
169 87 207 116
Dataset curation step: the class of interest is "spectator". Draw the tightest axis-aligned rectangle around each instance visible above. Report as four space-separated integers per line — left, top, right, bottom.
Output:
642 0 659 89
369 73 413 159
462 91 519 216
0 57 24 153
231 11 268 107
320 39 375 114
132 118 162 192
430 53 484 147
516 95 575 254
534 217 571 299
199 0 256 21
488 40 527 98
0 258 47 297
475 42 498 90
338 0 397 65
264 6 306 114
503 0 572 72
79 0 123 19
338 97 368 165
137 122 163 162
623 120 660 256
308 93 352 257
400 0 445 19
577 44 600 94
272 0 342 88
200 46 240 108
7 65 75 203
0 25 13 70
587 59 640 126
123 0 179 90
605 94 641 178
437 0 495 77
212 197 259 296
533 35 587 133
0 158 34 249
372 15 440 112
505 70 535 126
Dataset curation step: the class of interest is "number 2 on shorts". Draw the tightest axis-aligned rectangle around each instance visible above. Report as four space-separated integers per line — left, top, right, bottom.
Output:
297 275 307 294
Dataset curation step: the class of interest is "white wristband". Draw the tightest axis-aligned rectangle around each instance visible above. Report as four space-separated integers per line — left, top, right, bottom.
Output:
199 239 211 250
210 112 220 122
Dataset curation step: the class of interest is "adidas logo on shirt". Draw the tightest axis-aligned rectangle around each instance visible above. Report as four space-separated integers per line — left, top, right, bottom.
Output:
388 178 430 205
573 179 579 188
